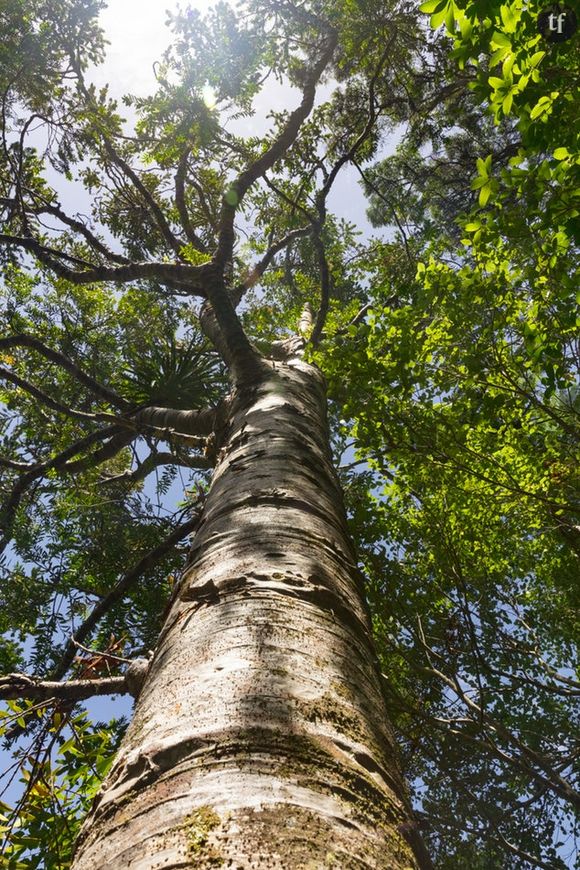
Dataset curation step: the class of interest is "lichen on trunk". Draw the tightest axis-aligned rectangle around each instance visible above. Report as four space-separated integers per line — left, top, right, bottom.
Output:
71 353 423 869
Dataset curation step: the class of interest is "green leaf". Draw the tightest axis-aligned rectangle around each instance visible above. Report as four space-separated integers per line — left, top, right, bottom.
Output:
476 156 488 176
530 95 552 120
479 183 492 206
499 4 519 32
490 30 511 47
489 44 511 65
502 91 513 114
419 0 446 13
445 2 457 33
431 4 450 29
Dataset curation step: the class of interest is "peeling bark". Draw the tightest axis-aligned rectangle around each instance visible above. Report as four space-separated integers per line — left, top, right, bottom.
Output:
71 353 424 870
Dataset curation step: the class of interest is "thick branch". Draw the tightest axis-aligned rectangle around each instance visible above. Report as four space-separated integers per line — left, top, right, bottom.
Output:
200 34 337 378
0 234 209 294
0 233 94 268
58 429 136 476
174 148 207 253
0 334 130 409
0 672 128 701
99 451 210 486
136 21 338 376
214 30 337 269
133 404 223 437
204 277 266 383
198 300 236 370
0 455 34 470
0 407 225 493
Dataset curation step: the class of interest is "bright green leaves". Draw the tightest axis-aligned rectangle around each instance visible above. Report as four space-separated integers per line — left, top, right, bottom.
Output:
180 244 212 267
0 707 125 869
471 154 497 206
484 40 543 121
419 0 461 34
529 90 559 119
553 146 571 160
418 0 572 143
319 236 579 862
490 29 512 49
499 3 520 33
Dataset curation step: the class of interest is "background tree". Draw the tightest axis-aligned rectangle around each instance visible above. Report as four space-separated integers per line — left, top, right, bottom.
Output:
0 0 577 867
319 0 579 865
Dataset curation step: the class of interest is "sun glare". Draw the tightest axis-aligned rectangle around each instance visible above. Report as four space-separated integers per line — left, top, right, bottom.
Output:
201 84 218 109
95 0 209 93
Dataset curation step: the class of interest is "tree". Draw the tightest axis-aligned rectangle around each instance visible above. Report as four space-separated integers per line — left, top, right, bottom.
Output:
0 1 436 866
320 0 579 864
0 0 577 867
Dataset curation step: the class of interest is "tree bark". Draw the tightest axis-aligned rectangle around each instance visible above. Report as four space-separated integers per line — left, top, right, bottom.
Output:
71 352 424 869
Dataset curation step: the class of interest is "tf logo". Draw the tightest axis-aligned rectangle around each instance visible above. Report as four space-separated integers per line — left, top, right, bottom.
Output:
537 5 578 41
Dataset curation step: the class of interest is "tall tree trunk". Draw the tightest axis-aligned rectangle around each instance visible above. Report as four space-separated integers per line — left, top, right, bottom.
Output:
72 352 426 869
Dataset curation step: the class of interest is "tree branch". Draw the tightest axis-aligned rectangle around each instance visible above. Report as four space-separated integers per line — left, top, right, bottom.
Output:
174 148 208 253
65 54 185 262
309 232 331 347
316 31 396 219
237 225 313 297
50 513 202 681
0 366 121 423
197 33 337 380
297 35 395 346
0 672 128 701
214 29 337 269
133 404 223 437
352 159 413 262
57 429 136 476
0 427 135 556
99 451 210 486
102 140 185 259
0 334 130 409
263 175 316 224
0 234 209 295
413 657 580 810
0 194 131 265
